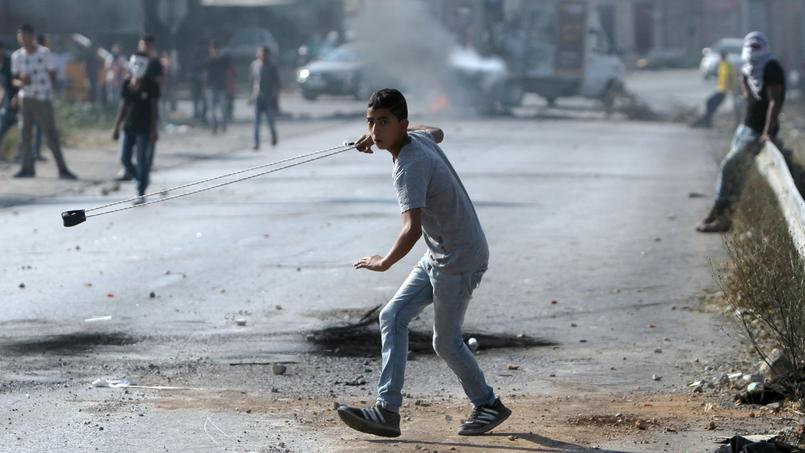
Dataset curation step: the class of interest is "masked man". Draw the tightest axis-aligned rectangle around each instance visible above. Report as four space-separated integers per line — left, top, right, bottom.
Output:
111 52 160 205
697 32 786 233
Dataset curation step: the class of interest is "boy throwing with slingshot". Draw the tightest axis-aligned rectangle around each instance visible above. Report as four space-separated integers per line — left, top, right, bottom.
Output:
336 89 510 437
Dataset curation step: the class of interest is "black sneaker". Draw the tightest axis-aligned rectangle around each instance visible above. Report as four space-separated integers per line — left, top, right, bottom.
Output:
458 398 511 435
336 403 401 438
13 170 35 178
59 170 78 180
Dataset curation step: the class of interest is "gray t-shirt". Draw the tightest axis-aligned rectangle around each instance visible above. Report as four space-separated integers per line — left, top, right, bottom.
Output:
393 131 489 274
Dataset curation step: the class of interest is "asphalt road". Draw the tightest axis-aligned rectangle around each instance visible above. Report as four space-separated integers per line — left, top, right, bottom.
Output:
0 71 753 451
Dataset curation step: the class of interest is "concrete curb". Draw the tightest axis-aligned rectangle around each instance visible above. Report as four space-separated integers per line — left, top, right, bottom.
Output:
755 141 805 256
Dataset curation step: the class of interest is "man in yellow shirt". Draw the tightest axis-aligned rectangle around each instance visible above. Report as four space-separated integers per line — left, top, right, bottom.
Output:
692 50 735 128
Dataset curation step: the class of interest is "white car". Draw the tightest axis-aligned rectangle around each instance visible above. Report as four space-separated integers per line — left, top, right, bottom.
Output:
700 38 743 79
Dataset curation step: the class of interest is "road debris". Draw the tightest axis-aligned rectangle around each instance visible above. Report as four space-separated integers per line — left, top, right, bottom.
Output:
468 337 479 352
272 363 287 375
714 435 797 453
84 315 112 323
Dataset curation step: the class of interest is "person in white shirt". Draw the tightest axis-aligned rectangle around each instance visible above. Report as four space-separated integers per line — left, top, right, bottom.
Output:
12 23 76 179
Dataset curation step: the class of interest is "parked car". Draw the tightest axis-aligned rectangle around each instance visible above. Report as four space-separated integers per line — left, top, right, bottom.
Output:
296 43 521 114
221 27 279 63
296 43 384 101
700 38 743 79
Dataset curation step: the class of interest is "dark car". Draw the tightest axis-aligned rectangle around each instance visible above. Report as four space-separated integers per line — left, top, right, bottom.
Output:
296 44 393 100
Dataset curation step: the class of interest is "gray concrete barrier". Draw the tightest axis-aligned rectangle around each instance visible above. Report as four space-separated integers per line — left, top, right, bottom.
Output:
755 141 805 256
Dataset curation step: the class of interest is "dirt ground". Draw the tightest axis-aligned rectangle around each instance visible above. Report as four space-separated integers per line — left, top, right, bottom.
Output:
151 388 794 452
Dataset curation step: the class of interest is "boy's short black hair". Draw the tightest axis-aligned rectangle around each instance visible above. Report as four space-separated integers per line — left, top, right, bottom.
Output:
140 34 155 44
19 24 34 34
368 88 408 121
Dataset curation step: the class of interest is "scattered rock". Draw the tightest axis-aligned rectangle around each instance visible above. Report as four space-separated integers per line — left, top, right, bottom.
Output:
467 337 478 353
707 420 717 430
235 319 247 327
18 283 25 289
654 348 662 354
759 349 794 381
634 420 646 430
652 374 662 381
149 291 156 299
507 364 520 370
344 376 366 386
272 364 287 375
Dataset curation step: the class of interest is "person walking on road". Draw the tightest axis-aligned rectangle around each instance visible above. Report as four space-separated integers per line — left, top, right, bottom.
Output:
204 40 230 134
691 50 736 129
12 24 76 179
250 46 280 150
336 89 511 438
697 32 786 233
0 41 19 161
111 52 159 205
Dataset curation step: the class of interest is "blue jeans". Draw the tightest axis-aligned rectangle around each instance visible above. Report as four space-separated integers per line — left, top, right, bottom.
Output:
715 125 762 208
254 96 277 147
207 88 227 132
377 255 495 412
0 104 16 152
120 131 151 196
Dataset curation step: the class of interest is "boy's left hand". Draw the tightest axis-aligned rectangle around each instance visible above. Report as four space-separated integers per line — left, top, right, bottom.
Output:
354 255 388 272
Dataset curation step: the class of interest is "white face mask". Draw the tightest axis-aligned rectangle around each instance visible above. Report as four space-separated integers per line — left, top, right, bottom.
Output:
128 55 148 79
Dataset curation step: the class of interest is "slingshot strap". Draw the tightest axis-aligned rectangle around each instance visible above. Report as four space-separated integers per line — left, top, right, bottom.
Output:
86 143 355 213
85 145 357 218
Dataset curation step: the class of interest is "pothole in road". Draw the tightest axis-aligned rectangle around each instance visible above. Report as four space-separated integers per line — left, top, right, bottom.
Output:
0 332 141 356
305 305 556 357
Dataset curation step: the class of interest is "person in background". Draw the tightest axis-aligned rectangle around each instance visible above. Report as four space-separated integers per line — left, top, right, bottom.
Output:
30 34 50 162
12 24 77 179
138 35 162 174
224 59 237 125
0 41 19 161
250 46 280 150
204 40 230 134
104 43 127 105
691 50 736 128
111 52 159 205
191 41 207 120
160 51 177 114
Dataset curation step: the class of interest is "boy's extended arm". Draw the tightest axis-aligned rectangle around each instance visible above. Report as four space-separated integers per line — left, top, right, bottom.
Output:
354 208 422 272
408 125 443 143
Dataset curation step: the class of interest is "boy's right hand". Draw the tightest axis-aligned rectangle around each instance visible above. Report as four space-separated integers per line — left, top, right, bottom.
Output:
112 129 120 141
355 133 374 154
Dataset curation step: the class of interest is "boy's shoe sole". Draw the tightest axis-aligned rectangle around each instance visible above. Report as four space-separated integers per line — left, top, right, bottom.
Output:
336 406 401 438
458 405 512 436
